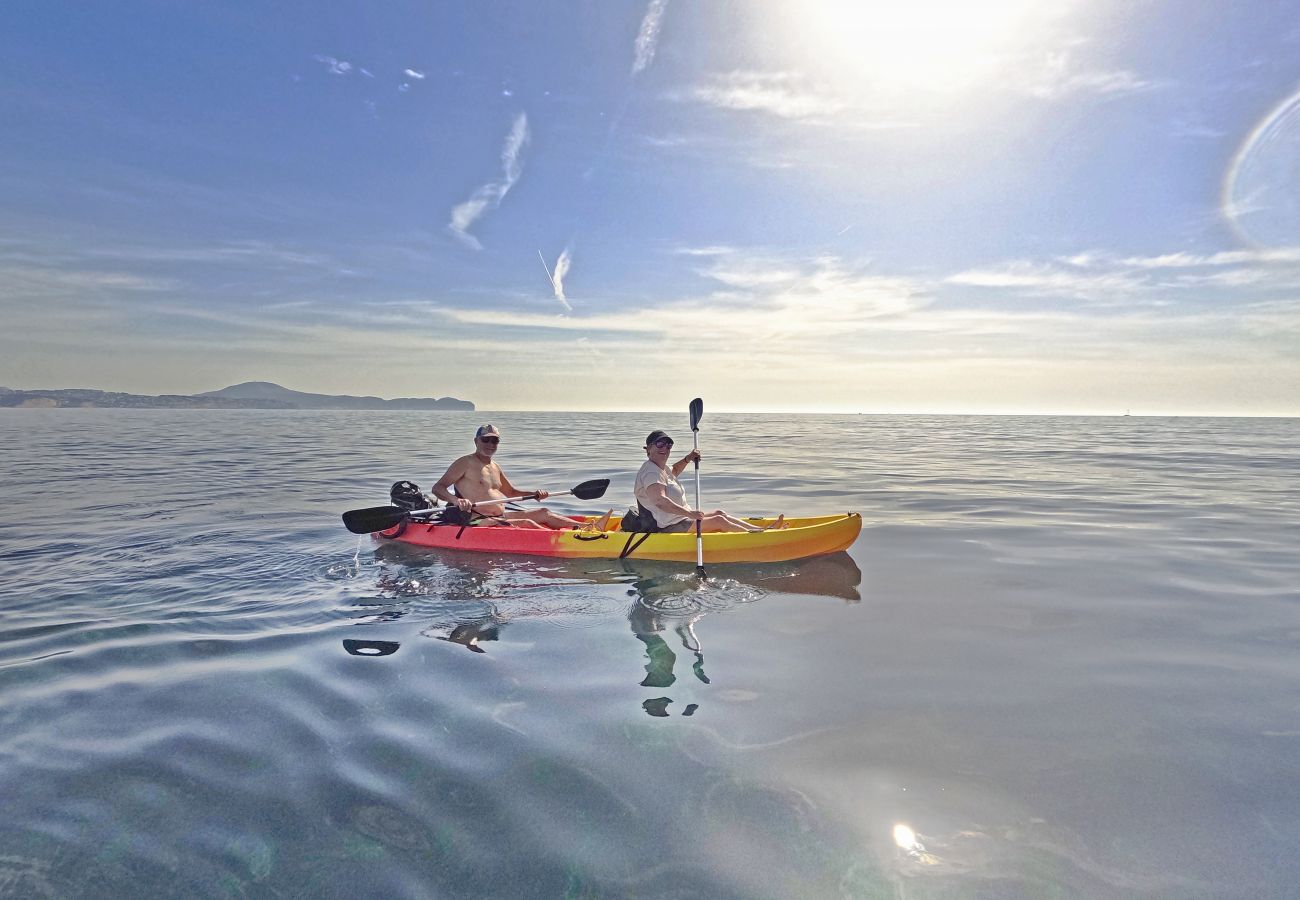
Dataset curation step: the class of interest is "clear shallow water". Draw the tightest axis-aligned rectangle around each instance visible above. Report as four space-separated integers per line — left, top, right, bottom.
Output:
1 409 1298 898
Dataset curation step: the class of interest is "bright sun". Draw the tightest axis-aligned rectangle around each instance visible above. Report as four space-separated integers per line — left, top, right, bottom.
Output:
780 0 1061 97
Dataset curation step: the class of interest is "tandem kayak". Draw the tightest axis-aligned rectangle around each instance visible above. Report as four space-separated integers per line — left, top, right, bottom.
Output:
375 513 862 564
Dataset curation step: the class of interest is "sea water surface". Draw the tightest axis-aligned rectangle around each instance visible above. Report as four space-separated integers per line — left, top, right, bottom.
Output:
1 410 1298 898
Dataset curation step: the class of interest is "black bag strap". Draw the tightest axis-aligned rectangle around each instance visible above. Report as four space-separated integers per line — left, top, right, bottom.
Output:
619 532 654 559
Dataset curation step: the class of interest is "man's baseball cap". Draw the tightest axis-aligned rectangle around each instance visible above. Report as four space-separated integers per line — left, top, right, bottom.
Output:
475 424 501 440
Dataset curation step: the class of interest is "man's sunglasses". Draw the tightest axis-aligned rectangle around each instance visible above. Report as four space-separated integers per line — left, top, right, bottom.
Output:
478 436 499 445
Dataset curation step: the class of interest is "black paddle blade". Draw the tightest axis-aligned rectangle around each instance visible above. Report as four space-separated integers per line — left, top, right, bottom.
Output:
689 397 703 432
570 478 610 501
341 505 409 535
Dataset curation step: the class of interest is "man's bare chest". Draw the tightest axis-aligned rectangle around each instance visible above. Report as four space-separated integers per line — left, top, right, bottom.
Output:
462 463 502 491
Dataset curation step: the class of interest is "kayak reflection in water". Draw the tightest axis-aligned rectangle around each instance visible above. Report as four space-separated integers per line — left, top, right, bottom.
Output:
361 544 862 683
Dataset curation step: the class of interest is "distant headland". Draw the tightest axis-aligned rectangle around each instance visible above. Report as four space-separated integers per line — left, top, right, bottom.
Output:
0 381 475 411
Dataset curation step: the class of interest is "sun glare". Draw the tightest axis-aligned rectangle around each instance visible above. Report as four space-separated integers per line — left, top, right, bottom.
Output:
783 0 1057 97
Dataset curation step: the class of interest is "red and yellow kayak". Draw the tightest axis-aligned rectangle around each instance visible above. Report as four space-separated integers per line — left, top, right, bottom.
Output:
376 513 861 564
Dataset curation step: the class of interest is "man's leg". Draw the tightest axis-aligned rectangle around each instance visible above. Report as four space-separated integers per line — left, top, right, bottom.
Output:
495 512 549 529
504 508 585 529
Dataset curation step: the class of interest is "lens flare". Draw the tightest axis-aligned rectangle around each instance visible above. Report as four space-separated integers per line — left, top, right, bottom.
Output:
1222 86 1300 248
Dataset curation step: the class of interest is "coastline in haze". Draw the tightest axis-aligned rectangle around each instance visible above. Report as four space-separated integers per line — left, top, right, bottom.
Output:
0 381 474 411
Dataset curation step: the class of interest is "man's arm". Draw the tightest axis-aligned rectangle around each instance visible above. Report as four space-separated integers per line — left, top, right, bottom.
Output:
497 468 549 501
431 458 469 507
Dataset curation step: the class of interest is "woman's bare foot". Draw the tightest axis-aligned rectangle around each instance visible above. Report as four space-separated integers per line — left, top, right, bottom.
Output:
760 514 788 531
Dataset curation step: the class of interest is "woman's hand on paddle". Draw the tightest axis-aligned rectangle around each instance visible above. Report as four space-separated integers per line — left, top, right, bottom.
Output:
681 450 701 464
534 489 549 500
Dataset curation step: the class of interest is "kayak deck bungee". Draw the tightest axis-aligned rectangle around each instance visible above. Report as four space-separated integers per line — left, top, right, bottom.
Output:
375 513 861 563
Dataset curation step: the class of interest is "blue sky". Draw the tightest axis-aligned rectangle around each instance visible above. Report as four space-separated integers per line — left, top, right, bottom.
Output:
3 0 1299 414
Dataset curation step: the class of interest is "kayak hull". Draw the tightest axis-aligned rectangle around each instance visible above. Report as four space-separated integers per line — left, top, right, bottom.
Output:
377 513 862 563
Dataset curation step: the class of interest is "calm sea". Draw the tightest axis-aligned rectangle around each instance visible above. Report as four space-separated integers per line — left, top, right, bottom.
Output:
2 410 1298 898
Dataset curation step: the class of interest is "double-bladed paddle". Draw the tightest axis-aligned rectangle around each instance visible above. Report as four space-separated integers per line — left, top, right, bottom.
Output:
689 397 705 577
341 478 611 535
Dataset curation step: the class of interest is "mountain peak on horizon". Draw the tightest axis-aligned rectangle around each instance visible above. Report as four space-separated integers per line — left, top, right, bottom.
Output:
201 377 291 395
198 381 473 410
202 381 335 400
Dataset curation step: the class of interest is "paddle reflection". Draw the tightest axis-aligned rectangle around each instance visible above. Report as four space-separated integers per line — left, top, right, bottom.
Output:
342 638 401 657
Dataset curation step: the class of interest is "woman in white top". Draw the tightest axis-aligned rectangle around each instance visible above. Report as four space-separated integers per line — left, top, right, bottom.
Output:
634 430 785 533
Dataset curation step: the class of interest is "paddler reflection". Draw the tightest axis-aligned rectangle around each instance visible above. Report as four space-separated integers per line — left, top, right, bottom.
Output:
629 585 708 718
623 555 857 716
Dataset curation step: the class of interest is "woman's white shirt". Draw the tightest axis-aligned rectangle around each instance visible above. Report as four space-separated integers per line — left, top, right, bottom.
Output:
634 458 690 527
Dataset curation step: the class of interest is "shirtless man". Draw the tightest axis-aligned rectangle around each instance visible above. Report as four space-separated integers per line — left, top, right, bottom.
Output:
431 425 595 530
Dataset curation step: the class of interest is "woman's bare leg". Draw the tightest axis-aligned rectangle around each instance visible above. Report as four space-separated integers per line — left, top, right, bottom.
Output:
698 512 762 533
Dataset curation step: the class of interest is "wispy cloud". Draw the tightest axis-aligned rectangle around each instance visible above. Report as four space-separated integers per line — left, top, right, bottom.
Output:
0 263 172 298
1170 118 1227 140
946 261 1144 296
949 245 1300 304
539 247 573 312
674 245 736 257
551 247 573 310
632 0 669 75
1119 247 1300 268
312 55 428 92
679 71 923 128
1017 51 1160 100
86 240 339 270
686 72 847 121
684 51 1157 126
313 55 354 76
448 113 530 250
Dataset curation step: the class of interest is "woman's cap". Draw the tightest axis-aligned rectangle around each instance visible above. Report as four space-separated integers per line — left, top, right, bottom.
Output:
645 429 673 446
